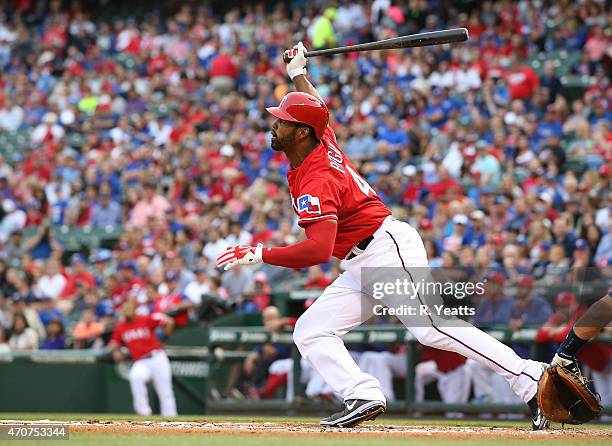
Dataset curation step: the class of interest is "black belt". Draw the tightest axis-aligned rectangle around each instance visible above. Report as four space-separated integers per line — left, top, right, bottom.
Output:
346 235 374 260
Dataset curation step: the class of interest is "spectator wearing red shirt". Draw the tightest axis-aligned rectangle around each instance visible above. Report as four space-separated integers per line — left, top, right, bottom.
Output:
109 300 177 416
248 271 272 311
210 49 238 95
60 254 96 300
111 261 146 309
401 165 425 205
426 167 462 200
251 221 275 246
505 56 540 100
304 265 332 289
154 271 193 328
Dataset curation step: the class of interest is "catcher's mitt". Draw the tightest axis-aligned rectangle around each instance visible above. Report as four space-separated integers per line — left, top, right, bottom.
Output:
537 366 603 424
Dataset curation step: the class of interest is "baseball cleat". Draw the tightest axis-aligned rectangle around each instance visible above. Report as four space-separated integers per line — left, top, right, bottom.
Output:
528 393 550 430
531 405 550 430
320 399 385 428
529 363 551 430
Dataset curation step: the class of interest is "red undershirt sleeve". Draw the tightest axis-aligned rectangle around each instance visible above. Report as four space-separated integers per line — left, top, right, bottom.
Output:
262 219 337 269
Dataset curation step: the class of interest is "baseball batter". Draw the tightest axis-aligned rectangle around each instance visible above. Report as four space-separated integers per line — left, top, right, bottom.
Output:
108 300 178 417
216 42 547 429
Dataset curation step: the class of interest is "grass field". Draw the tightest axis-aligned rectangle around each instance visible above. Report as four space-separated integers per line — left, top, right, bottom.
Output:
1 413 610 446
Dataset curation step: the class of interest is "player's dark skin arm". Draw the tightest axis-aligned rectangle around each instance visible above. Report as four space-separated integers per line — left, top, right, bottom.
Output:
573 294 612 340
292 74 325 104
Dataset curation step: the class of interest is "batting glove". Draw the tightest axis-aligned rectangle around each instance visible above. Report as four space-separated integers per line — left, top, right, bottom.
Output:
216 244 264 271
285 41 308 80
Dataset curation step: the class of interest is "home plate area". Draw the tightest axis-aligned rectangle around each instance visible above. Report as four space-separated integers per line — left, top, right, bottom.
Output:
2 419 610 441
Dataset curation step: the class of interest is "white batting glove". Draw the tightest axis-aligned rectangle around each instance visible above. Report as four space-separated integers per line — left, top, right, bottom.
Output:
284 41 308 80
216 244 264 271
550 353 573 368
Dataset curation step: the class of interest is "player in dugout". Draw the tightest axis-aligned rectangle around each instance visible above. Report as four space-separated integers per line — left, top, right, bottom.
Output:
217 42 549 429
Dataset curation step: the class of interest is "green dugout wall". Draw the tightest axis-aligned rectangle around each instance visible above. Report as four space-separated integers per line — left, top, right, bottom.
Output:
0 328 610 415
0 348 208 414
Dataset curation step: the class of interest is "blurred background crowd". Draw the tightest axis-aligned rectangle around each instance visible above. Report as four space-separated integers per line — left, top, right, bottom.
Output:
0 0 610 405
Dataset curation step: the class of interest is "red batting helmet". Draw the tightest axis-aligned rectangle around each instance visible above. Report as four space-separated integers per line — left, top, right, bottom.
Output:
266 92 329 140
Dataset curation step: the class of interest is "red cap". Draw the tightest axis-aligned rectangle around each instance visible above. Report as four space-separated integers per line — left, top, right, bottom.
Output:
555 291 576 307
266 92 329 140
420 219 433 230
490 234 505 244
517 275 534 288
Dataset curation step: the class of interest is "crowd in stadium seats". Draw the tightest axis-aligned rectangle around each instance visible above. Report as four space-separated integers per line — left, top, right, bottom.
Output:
0 0 610 406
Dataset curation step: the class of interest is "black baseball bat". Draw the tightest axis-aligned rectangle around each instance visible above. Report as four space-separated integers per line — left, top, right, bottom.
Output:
283 28 469 63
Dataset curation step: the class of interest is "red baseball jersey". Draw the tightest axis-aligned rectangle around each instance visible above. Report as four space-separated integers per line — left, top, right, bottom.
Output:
287 127 391 259
153 293 189 327
110 314 165 360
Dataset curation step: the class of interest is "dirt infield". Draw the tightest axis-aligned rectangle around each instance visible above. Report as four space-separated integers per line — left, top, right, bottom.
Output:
2 419 611 441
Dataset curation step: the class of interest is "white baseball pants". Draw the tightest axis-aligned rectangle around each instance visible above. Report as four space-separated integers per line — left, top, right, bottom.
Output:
129 350 178 416
293 216 543 404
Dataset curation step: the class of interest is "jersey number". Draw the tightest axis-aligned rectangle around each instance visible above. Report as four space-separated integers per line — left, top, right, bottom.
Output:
346 165 375 196
324 135 375 197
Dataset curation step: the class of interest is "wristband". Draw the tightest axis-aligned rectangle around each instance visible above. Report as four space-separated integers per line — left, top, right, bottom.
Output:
288 67 307 80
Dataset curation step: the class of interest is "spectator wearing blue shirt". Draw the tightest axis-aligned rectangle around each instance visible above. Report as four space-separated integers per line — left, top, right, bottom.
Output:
552 215 577 259
40 318 66 350
37 297 65 327
531 240 552 280
376 115 408 148
423 90 450 129
509 276 553 331
463 210 487 250
534 105 563 149
509 275 552 358
345 123 376 160
58 154 81 185
474 272 514 328
590 99 612 126
90 190 123 228
505 198 530 233
540 62 562 103
96 164 122 198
